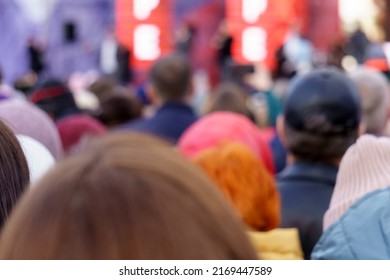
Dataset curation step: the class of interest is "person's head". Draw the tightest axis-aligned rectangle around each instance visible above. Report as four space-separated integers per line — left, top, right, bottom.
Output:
29 79 79 121
349 67 389 136
277 68 362 163
17 135 55 185
178 112 275 174
194 142 280 231
205 82 254 121
96 87 142 128
149 54 193 104
0 99 63 159
0 133 256 259
0 120 30 229
13 74 37 94
88 78 116 102
56 115 107 155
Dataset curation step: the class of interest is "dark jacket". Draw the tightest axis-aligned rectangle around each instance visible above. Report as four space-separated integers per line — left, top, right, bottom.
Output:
121 102 198 144
277 161 338 259
271 135 287 174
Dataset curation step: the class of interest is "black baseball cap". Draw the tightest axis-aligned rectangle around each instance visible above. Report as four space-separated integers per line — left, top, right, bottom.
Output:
283 68 361 136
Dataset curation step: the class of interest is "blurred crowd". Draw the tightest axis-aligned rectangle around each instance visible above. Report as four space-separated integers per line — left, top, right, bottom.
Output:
0 22 390 260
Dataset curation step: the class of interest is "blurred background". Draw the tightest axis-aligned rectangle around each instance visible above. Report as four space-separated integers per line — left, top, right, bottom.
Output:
1 0 389 88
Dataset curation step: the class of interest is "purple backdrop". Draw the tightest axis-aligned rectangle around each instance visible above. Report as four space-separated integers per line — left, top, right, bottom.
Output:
1 0 224 83
44 0 115 80
0 0 34 84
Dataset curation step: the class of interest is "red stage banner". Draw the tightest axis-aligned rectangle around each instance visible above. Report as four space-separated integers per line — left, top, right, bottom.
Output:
226 0 308 70
116 0 173 70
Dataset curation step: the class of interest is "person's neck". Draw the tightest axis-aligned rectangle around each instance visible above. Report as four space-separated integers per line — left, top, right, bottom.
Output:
288 154 341 167
156 97 189 107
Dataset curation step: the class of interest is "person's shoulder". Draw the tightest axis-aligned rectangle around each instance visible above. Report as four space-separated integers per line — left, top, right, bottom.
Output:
278 161 337 183
118 117 151 132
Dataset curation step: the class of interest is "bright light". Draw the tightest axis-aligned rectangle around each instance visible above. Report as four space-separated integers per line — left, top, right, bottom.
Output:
16 0 57 24
242 0 268 24
382 43 390 66
242 27 267 62
339 0 382 40
134 24 161 61
341 55 358 73
133 0 160 21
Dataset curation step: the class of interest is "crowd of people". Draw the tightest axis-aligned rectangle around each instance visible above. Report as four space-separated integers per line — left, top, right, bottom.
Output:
0 23 390 260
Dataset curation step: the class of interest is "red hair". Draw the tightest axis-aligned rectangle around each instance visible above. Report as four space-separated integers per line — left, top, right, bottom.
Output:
194 142 280 231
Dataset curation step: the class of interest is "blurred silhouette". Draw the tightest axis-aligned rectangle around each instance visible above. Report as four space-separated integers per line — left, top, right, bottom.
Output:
27 37 46 77
175 22 197 57
349 66 389 136
116 44 132 86
346 25 370 64
213 20 234 82
95 87 142 128
29 80 80 121
121 55 198 143
277 68 362 259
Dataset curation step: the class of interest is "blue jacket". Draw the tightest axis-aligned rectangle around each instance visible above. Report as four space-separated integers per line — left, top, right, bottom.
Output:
121 102 198 144
277 161 338 259
312 187 390 260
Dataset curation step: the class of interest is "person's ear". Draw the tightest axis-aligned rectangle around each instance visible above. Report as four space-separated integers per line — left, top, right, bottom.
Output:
188 79 195 97
183 79 195 104
276 115 295 166
276 115 287 146
358 121 366 136
146 83 163 106
146 83 155 102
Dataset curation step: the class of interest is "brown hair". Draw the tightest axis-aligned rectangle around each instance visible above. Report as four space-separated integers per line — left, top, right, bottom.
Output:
150 54 192 102
0 132 256 259
194 142 280 231
0 120 30 228
96 87 142 128
205 82 255 121
88 78 116 102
